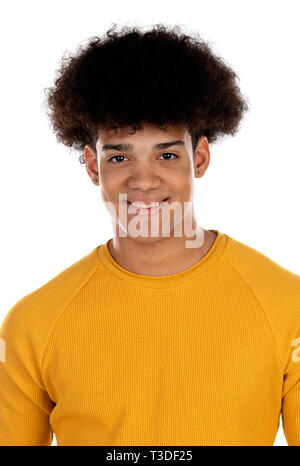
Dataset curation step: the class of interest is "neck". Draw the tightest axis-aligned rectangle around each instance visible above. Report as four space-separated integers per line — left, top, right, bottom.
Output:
108 224 217 276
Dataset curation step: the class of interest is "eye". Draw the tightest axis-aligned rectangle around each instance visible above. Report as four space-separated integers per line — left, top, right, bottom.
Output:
107 155 129 163
158 152 179 161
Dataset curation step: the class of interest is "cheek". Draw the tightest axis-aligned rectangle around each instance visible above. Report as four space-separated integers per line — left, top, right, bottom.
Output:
99 173 119 195
172 174 193 196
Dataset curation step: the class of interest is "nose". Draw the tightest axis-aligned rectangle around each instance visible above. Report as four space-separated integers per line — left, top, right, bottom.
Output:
127 164 160 190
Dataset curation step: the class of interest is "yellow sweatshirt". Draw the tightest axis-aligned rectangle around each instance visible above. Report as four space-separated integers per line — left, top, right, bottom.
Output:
1 229 300 446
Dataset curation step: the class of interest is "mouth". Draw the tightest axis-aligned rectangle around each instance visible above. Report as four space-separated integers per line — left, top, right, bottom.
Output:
126 198 170 214
127 197 169 205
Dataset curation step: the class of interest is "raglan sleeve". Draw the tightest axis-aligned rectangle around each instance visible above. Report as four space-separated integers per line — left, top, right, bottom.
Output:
281 324 300 446
0 299 55 446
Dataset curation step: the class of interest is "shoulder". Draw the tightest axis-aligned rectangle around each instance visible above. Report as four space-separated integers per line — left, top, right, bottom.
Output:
0 245 100 371
222 233 300 294
221 233 300 371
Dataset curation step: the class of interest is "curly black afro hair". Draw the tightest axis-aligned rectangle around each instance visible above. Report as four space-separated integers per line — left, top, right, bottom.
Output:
43 23 249 162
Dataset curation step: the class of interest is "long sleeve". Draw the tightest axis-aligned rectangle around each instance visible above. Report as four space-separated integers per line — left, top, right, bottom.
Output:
281 335 300 445
0 300 55 446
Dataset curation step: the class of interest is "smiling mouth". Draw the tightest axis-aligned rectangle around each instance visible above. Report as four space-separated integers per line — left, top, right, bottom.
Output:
125 198 170 214
127 198 169 206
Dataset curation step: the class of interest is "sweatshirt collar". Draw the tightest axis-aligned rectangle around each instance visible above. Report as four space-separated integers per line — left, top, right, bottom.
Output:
97 229 228 288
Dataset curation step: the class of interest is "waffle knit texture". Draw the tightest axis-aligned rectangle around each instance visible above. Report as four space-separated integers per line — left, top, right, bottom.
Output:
1 229 300 446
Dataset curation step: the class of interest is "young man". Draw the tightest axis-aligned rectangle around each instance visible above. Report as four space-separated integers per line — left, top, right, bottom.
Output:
0 24 299 446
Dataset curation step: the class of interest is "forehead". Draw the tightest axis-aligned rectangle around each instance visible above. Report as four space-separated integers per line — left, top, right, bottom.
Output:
96 122 190 145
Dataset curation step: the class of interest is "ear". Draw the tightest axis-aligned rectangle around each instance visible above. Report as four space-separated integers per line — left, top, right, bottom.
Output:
194 136 210 178
84 144 99 186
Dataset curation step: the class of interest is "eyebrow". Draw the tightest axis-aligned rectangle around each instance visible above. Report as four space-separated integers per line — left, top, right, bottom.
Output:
101 140 185 152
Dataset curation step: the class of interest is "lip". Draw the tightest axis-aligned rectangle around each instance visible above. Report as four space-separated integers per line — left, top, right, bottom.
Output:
127 198 169 204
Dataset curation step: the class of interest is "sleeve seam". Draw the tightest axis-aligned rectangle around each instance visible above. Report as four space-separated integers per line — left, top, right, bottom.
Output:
221 256 284 376
40 263 100 382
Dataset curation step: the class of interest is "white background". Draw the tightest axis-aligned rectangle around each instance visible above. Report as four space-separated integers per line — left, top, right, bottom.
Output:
1 0 299 446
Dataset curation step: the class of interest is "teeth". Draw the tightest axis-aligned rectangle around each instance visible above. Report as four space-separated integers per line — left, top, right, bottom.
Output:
131 201 161 208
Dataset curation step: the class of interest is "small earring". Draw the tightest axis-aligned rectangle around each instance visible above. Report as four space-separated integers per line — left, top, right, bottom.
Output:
93 177 98 183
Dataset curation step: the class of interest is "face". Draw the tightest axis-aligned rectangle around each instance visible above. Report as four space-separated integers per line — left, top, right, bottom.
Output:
84 122 210 242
